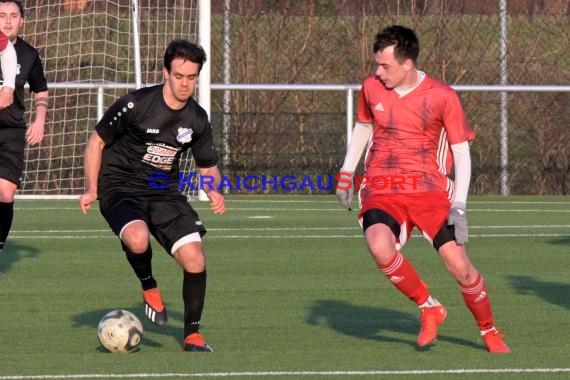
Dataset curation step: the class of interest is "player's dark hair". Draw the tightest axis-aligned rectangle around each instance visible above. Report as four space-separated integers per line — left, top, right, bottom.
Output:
0 0 25 17
164 39 207 73
373 25 419 64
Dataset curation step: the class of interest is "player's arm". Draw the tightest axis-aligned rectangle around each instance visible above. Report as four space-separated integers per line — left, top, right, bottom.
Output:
191 117 225 215
26 90 49 145
336 122 373 210
0 38 17 109
26 53 49 144
450 141 471 207
198 165 225 215
79 131 106 215
441 87 475 244
447 141 471 244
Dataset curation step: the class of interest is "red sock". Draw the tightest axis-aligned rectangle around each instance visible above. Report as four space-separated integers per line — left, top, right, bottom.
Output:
459 273 495 331
378 251 429 305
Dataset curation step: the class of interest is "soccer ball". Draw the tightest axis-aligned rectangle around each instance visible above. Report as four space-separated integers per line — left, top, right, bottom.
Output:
97 309 143 353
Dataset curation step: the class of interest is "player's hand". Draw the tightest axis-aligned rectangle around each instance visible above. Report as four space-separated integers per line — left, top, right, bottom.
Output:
0 86 14 109
207 190 226 215
79 190 98 215
447 201 468 245
26 120 45 146
336 171 354 211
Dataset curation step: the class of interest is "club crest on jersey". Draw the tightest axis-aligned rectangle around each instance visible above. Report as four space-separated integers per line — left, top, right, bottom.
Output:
176 127 193 144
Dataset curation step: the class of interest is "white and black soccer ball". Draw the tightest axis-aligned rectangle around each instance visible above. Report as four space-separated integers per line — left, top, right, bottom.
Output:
97 309 143 353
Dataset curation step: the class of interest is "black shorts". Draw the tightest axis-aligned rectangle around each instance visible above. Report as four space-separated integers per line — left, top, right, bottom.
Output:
99 191 207 254
0 128 26 187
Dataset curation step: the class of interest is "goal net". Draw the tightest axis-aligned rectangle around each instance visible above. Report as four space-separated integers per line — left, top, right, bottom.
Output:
18 0 203 199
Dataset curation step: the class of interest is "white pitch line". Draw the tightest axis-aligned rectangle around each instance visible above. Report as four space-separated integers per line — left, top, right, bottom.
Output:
8 233 570 240
10 224 570 234
13 207 570 212
1 368 570 379
14 198 570 205
204 233 570 239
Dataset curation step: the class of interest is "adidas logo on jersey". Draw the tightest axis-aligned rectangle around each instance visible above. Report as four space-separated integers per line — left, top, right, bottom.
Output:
374 102 385 111
146 128 160 134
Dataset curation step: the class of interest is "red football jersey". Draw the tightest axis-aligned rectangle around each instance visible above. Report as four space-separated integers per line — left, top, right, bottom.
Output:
356 74 475 199
0 31 8 51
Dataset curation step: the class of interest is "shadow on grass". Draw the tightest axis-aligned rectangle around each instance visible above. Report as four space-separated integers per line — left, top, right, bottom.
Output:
0 241 40 277
507 275 570 310
72 306 185 351
306 299 481 351
547 236 570 246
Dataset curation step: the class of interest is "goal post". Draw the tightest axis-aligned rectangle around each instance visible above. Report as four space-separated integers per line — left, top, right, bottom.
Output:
17 0 209 200
197 0 211 201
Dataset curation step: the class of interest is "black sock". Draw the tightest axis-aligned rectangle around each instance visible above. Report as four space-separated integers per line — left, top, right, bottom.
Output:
183 270 206 337
124 245 157 290
0 202 14 250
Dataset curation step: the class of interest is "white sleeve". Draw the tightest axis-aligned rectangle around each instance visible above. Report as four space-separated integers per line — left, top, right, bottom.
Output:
450 141 471 206
340 122 373 173
0 40 17 89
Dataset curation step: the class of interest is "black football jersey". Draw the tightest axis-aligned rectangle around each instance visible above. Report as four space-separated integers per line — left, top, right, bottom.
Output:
0 37 48 129
95 84 219 196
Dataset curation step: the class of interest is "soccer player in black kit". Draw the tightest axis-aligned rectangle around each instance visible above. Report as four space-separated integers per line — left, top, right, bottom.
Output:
79 40 225 352
0 0 49 256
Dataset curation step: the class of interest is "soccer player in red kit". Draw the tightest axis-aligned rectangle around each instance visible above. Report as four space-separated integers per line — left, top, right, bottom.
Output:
336 25 510 353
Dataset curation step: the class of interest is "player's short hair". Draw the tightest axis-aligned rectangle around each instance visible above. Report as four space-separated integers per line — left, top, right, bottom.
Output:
0 0 25 17
373 25 419 64
164 39 207 73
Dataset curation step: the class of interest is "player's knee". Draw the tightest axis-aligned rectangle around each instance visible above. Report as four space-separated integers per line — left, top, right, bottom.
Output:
175 246 205 272
123 240 150 254
119 220 150 245
0 180 17 202
365 233 397 263
0 193 15 203
120 222 150 253
362 209 400 261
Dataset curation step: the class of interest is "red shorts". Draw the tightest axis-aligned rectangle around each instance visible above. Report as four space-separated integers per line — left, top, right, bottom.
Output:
358 192 451 247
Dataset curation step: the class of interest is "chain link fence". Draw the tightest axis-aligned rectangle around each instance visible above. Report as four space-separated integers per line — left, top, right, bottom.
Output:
209 0 570 195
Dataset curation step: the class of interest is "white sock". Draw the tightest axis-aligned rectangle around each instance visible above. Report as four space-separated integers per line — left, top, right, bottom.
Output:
480 326 497 336
419 296 441 308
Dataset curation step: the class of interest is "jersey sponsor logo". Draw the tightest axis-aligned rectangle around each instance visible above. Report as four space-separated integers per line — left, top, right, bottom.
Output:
147 145 177 156
146 128 160 134
176 127 193 144
143 143 180 170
